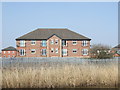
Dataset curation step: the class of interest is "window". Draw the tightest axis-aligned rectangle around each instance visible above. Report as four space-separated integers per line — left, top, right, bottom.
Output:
82 40 88 46
51 39 54 44
42 49 46 56
19 49 25 56
3 51 6 54
20 40 25 47
51 48 54 53
42 40 47 47
12 51 14 54
62 40 67 46
31 40 36 45
55 39 58 45
31 49 36 54
62 49 67 56
55 48 58 53
72 41 77 45
8 55 10 58
8 51 10 53
82 49 88 55
73 49 77 53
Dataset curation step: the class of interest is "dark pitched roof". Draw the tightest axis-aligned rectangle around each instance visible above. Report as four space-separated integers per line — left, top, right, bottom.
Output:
2 46 17 51
114 44 120 48
16 28 91 40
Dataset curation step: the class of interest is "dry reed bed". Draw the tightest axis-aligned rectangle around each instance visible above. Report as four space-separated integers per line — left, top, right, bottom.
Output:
2 63 118 88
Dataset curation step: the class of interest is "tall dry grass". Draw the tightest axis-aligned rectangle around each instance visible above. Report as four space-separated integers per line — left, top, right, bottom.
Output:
2 63 118 88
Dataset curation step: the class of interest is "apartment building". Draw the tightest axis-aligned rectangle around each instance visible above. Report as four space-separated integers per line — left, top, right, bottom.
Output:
16 28 91 58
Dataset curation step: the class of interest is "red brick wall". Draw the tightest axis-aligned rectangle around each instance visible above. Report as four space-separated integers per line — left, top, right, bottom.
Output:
16 35 91 58
62 40 90 58
16 40 47 57
47 35 61 57
2 50 17 58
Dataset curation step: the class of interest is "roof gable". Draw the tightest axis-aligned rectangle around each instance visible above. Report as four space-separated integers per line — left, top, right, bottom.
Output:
16 28 91 40
47 34 62 40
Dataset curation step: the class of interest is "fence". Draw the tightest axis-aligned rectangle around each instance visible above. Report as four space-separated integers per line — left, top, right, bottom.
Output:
1 57 118 68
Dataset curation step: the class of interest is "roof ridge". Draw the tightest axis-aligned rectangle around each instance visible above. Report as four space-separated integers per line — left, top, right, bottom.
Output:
38 28 68 30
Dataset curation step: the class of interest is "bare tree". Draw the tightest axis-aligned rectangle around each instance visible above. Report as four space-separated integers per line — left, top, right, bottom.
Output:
90 44 113 59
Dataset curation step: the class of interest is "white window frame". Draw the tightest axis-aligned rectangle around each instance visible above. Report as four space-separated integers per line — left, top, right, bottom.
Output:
51 48 54 53
8 51 10 54
62 49 67 56
31 49 36 54
82 40 88 46
19 49 25 56
62 40 67 46
72 49 77 53
20 40 25 47
55 39 58 45
8 55 10 58
55 48 58 53
31 40 36 45
42 40 47 47
51 39 54 44
72 41 77 45
41 49 47 56
82 49 88 55
3 51 6 54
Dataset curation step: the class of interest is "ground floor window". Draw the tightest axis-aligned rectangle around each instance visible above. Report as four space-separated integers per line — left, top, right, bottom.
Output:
72 49 77 53
31 49 36 54
42 49 47 56
82 49 88 55
55 48 58 53
20 49 25 56
62 49 67 56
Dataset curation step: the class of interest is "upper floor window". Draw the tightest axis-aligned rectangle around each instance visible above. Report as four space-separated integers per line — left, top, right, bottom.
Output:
3 51 6 54
12 51 14 54
82 49 88 55
82 40 88 46
42 49 46 56
55 39 58 45
42 40 47 47
8 51 10 53
31 49 36 54
31 40 36 45
62 40 67 46
62 49 67 56
72 41 77 45
51 39 54 44
20 40 25 47
72 49 77 53
19 49 25 56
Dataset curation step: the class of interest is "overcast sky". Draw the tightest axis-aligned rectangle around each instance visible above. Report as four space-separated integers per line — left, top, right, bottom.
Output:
1 2 118 50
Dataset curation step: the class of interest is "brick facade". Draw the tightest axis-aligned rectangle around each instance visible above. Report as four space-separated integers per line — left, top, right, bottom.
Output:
16 35 90 58
2 50 17 58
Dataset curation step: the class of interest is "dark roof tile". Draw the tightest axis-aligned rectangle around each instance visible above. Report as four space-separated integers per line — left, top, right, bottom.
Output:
2 46 17 51
16 28 91 40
